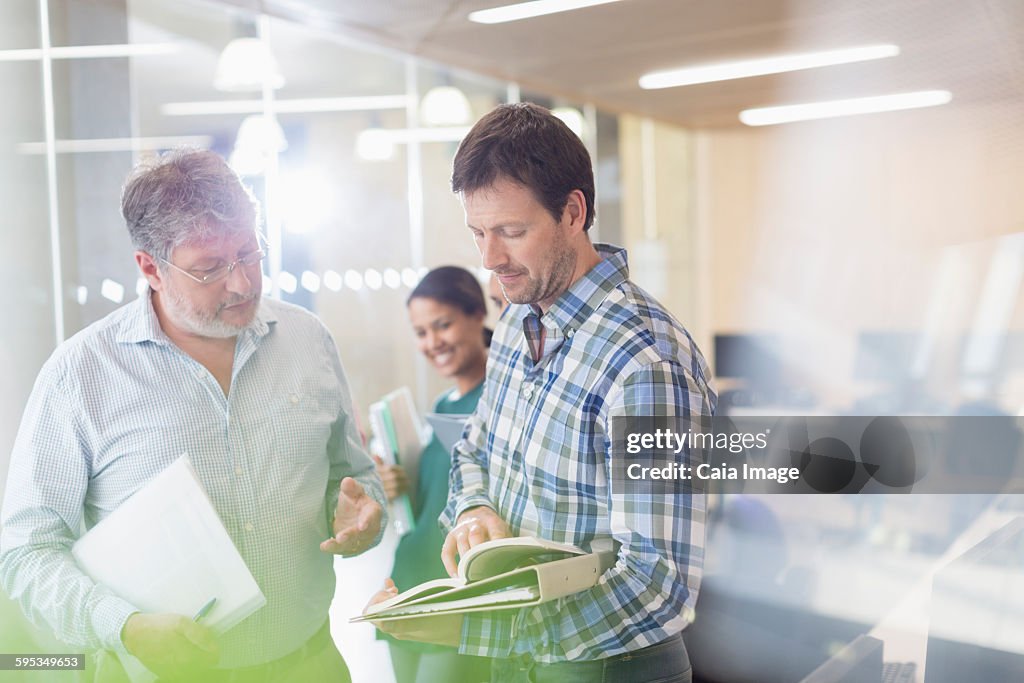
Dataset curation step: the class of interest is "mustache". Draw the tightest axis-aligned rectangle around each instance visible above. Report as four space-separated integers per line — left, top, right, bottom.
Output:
220 294 257 309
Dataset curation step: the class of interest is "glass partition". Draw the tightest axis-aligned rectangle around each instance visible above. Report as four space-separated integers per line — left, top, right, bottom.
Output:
2 1 1022 681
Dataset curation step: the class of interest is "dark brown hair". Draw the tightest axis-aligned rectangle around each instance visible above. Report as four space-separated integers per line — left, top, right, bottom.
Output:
451 102 595 231
408 266 493 346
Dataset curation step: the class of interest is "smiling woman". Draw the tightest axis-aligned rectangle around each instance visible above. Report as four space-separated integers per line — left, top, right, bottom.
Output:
407 267 490 396
372 266 493 683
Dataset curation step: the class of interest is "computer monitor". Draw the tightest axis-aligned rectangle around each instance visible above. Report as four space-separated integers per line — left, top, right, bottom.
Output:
714 333 782 386
853 331 920 383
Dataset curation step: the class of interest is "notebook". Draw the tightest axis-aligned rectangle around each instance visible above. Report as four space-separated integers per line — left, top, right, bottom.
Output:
72 454 265 640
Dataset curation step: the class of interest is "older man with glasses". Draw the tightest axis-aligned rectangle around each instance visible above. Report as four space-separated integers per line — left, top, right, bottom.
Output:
0 149 385 682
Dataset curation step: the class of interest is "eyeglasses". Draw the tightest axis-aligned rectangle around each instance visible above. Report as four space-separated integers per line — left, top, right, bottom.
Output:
160 241 267 285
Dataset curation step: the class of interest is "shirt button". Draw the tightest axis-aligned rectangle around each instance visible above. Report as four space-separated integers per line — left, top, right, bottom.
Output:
289 393 299 404
566 328 574 338
245 522 254 532
523 386 533 399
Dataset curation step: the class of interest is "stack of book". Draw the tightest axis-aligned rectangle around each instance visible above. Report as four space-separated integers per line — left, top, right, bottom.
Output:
367 387 431 535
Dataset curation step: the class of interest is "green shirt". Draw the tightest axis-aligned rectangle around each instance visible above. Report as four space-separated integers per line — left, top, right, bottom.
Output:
379 382 483 652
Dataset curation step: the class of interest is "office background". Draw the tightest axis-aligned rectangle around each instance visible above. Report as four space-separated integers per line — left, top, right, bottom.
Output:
1 0 1023 681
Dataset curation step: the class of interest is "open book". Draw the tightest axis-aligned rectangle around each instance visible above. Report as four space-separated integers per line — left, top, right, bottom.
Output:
352 536 615 622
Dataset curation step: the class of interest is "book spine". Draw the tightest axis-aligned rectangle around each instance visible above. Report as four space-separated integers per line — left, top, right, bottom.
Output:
368 403 416 536
533 551 615 602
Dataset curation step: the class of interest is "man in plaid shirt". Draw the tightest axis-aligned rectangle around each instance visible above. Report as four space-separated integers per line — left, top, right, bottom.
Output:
374 103 715 682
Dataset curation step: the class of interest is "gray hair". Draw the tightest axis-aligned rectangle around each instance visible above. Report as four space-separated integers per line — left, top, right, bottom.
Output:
120 148 260 263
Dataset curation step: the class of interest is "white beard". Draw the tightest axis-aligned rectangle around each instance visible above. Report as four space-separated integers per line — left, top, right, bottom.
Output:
159 282 259 339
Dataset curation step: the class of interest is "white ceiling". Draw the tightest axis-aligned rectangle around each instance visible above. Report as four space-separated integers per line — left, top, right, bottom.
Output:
204 0 1024 128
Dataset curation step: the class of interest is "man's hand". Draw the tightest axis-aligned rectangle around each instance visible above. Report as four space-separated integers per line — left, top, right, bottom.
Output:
366 578 462 647
441 506 511 577
321 477 383 555
121 612 219 681
373 455 410 501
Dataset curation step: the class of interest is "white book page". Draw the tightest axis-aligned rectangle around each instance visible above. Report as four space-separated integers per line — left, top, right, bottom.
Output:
376 586 540 619
72 454 265 633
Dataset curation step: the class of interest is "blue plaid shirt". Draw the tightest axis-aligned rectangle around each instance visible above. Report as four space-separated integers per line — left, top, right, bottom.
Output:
0 292 385 667
441 243 716 662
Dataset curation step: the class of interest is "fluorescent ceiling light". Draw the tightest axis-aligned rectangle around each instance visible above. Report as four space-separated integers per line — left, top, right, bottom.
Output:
0 43 180 62
739 90 952 126
161 96 409 117
640 44 900 89
470 0 625 24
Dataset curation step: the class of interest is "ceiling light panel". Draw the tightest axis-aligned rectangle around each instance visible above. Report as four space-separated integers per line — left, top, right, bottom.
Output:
639 44 900 89
739 90 953 126
469 0 625 24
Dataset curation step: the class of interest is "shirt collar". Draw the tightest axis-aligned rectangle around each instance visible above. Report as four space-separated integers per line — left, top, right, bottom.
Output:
512 242 629 336
115 288 277 345
247 300 276 339
115 289 167 345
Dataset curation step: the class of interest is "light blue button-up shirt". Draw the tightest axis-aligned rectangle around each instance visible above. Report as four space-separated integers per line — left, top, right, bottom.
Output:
0 292 385 667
